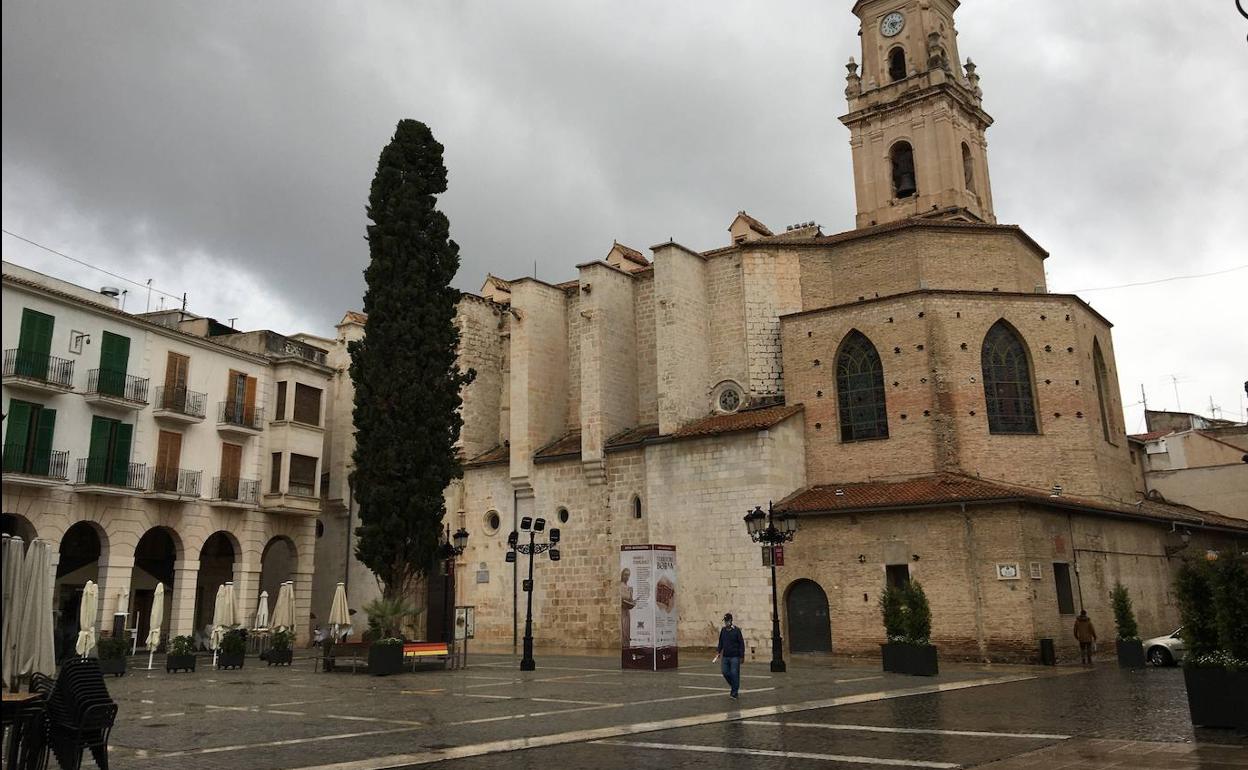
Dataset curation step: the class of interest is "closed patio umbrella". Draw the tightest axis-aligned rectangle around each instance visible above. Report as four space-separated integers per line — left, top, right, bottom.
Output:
17 539 55 681
146 583 165 670
328 582 350 641
254 590 270 631
271 581 295 632
3 535 25 690
76 580 99 656
210 583 227 666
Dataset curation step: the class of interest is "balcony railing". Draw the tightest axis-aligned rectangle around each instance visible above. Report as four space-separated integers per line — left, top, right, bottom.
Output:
74 458 149 491
287 480 317 498
2 446 69 480
212 476 259 504
3 349 75 389
154 386 207 418
152 467 201 496
263 332 328 365
87 369 150 404
217 401 264 431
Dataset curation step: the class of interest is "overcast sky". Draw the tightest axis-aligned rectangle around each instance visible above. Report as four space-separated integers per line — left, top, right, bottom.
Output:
3 1 1246 430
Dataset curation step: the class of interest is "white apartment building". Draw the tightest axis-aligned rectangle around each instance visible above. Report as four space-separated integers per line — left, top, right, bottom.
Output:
2 261 330 654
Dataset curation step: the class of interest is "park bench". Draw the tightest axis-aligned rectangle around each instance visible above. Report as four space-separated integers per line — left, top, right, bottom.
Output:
319 641 451 673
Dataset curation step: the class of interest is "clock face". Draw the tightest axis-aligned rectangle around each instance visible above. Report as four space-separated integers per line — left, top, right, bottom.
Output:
880 11 905 37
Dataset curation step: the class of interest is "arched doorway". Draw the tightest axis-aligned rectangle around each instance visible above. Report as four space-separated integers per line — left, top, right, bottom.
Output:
131 527 178 648
56 521 105 661
1 512 38 543
259 536 297 626
195 531 237 639
786 579 832 654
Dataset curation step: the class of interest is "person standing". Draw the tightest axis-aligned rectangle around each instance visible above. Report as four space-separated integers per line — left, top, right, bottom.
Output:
1073 609 1097 665
714 612 745 699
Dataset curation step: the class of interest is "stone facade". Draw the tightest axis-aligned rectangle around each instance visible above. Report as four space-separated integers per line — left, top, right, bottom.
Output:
312 0 1248 662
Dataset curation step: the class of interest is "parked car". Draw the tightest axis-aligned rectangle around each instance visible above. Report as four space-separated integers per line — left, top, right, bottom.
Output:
1142 627 1186 666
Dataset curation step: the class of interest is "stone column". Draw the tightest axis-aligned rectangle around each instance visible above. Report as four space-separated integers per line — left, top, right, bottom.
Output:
95 554 135 639
234 560 262 630
291 568 314 646
169 559 201 639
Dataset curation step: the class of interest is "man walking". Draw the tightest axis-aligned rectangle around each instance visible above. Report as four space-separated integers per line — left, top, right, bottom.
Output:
1073 609 1097 665
714 612 745 699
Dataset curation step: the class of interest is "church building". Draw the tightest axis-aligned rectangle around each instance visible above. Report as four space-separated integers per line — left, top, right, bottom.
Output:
315 0 1247 661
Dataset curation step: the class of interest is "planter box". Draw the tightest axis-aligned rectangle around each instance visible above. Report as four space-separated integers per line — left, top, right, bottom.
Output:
166 653 197 673
217 652 245 670
267 648 293 667
1116 639 1145 669
1183 666 1248 730
99 656 127 677
368 644 405 676
881 642 939 677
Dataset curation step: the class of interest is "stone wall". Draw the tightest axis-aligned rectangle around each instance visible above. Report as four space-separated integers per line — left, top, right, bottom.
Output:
457 296 505 460
743 249 804 397
654 244 712 433
508 279 570 484
578 263 639 468
634 273 659 426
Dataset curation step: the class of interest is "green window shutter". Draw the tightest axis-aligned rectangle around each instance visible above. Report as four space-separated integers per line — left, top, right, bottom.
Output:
88 416 115 483
30 407 56 476
111 422 134 486
99 331 130 396
4 399 33 472
17 309 54 380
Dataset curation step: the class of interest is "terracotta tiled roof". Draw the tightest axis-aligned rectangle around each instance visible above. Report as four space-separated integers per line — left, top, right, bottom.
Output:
606 424 661 449
340 310 367 325
612 241 650 267
1129 430 1172 443
464 445 508 467
734 211 773 236
672 404 803 439
775 474 1248 532
534 430 582 462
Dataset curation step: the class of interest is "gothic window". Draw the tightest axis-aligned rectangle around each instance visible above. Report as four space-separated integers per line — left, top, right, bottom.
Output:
888 47 907 82
962 142 975 193
1093 338 1115 442
890 141 917 198
836 330 889 442
981 320 1038 434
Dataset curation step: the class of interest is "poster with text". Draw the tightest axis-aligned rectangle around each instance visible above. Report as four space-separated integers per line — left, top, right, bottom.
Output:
620 544 677 670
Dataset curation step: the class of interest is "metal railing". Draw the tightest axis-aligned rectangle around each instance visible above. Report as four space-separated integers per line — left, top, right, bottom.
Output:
2 446 69 480
217 401 264 431
263 332 328 365
212 476 259 504
287 480 317 498
154 386 207 418
74 458 149 490
152 467 201 496
3 349 75 389
87 369 150 404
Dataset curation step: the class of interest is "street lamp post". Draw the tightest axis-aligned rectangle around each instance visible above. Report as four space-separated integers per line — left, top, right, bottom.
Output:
438 525 470 646
505 516 560 671
744 502 798 673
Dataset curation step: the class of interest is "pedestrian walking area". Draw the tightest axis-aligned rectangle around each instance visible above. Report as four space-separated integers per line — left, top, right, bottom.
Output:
99 653 1244 770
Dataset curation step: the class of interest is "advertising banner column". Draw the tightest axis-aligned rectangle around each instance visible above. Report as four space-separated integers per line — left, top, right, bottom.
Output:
620 544 677 670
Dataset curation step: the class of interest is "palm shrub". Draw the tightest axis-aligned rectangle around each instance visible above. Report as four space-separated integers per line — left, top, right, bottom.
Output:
363 596 420 641
169 635 195 656
903 580 932 645
879 585 906 642
1110 582 1139 640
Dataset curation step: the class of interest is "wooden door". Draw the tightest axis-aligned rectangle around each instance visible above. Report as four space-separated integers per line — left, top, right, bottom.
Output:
219 443 242 499
155 430 183 491
17 308 54 379
99 331 131 396
163 352 190 410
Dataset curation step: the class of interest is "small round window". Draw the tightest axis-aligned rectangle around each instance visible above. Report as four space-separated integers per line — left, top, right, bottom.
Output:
558 507 569 524
484 510 501 534
712 380 745 414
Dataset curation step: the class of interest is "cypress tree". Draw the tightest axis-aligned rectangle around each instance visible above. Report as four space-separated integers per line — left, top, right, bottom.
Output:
351 119 474 601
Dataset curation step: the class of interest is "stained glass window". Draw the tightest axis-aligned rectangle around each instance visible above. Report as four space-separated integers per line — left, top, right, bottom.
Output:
836 330 889 442
981 321 1038 434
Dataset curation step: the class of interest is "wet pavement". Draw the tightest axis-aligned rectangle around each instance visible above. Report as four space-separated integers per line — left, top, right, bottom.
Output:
93 651 1245 769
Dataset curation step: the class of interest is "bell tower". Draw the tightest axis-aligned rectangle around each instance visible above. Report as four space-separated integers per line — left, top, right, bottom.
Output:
841 0 995 228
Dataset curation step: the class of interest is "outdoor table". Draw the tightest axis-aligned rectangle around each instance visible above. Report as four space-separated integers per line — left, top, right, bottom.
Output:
2 690 45 766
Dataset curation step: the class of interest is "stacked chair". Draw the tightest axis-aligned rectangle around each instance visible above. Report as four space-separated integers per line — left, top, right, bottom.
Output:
41 659 119 770
3 679 50 770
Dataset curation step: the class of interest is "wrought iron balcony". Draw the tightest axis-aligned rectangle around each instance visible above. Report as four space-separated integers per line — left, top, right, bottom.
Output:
151 467 202 496
153 386 207 420
217 401 264 433
2 446 69 483
2 349 75 392
85 369 149 406
73 458 150 492
211 476 259 505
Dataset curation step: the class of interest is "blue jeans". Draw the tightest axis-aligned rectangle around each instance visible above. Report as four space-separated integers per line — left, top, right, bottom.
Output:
720 656 741 696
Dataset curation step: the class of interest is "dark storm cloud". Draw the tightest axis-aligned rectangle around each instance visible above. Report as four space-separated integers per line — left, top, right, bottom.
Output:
4 1 1246 425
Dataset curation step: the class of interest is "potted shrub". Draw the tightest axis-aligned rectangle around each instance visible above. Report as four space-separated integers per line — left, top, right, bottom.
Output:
879 580 938 676
166 634 197 673
1176 552 1248 730
363 597 415 676
97 636 128 676
268 630 294 667
217 628 247 670
1111 582 1144 668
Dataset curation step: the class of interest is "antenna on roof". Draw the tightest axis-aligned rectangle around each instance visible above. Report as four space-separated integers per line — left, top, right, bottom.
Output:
228 317 238 329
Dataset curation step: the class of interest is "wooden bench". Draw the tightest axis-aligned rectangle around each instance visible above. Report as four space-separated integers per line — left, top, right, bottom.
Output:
320 641 451 672
403 642 450 666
